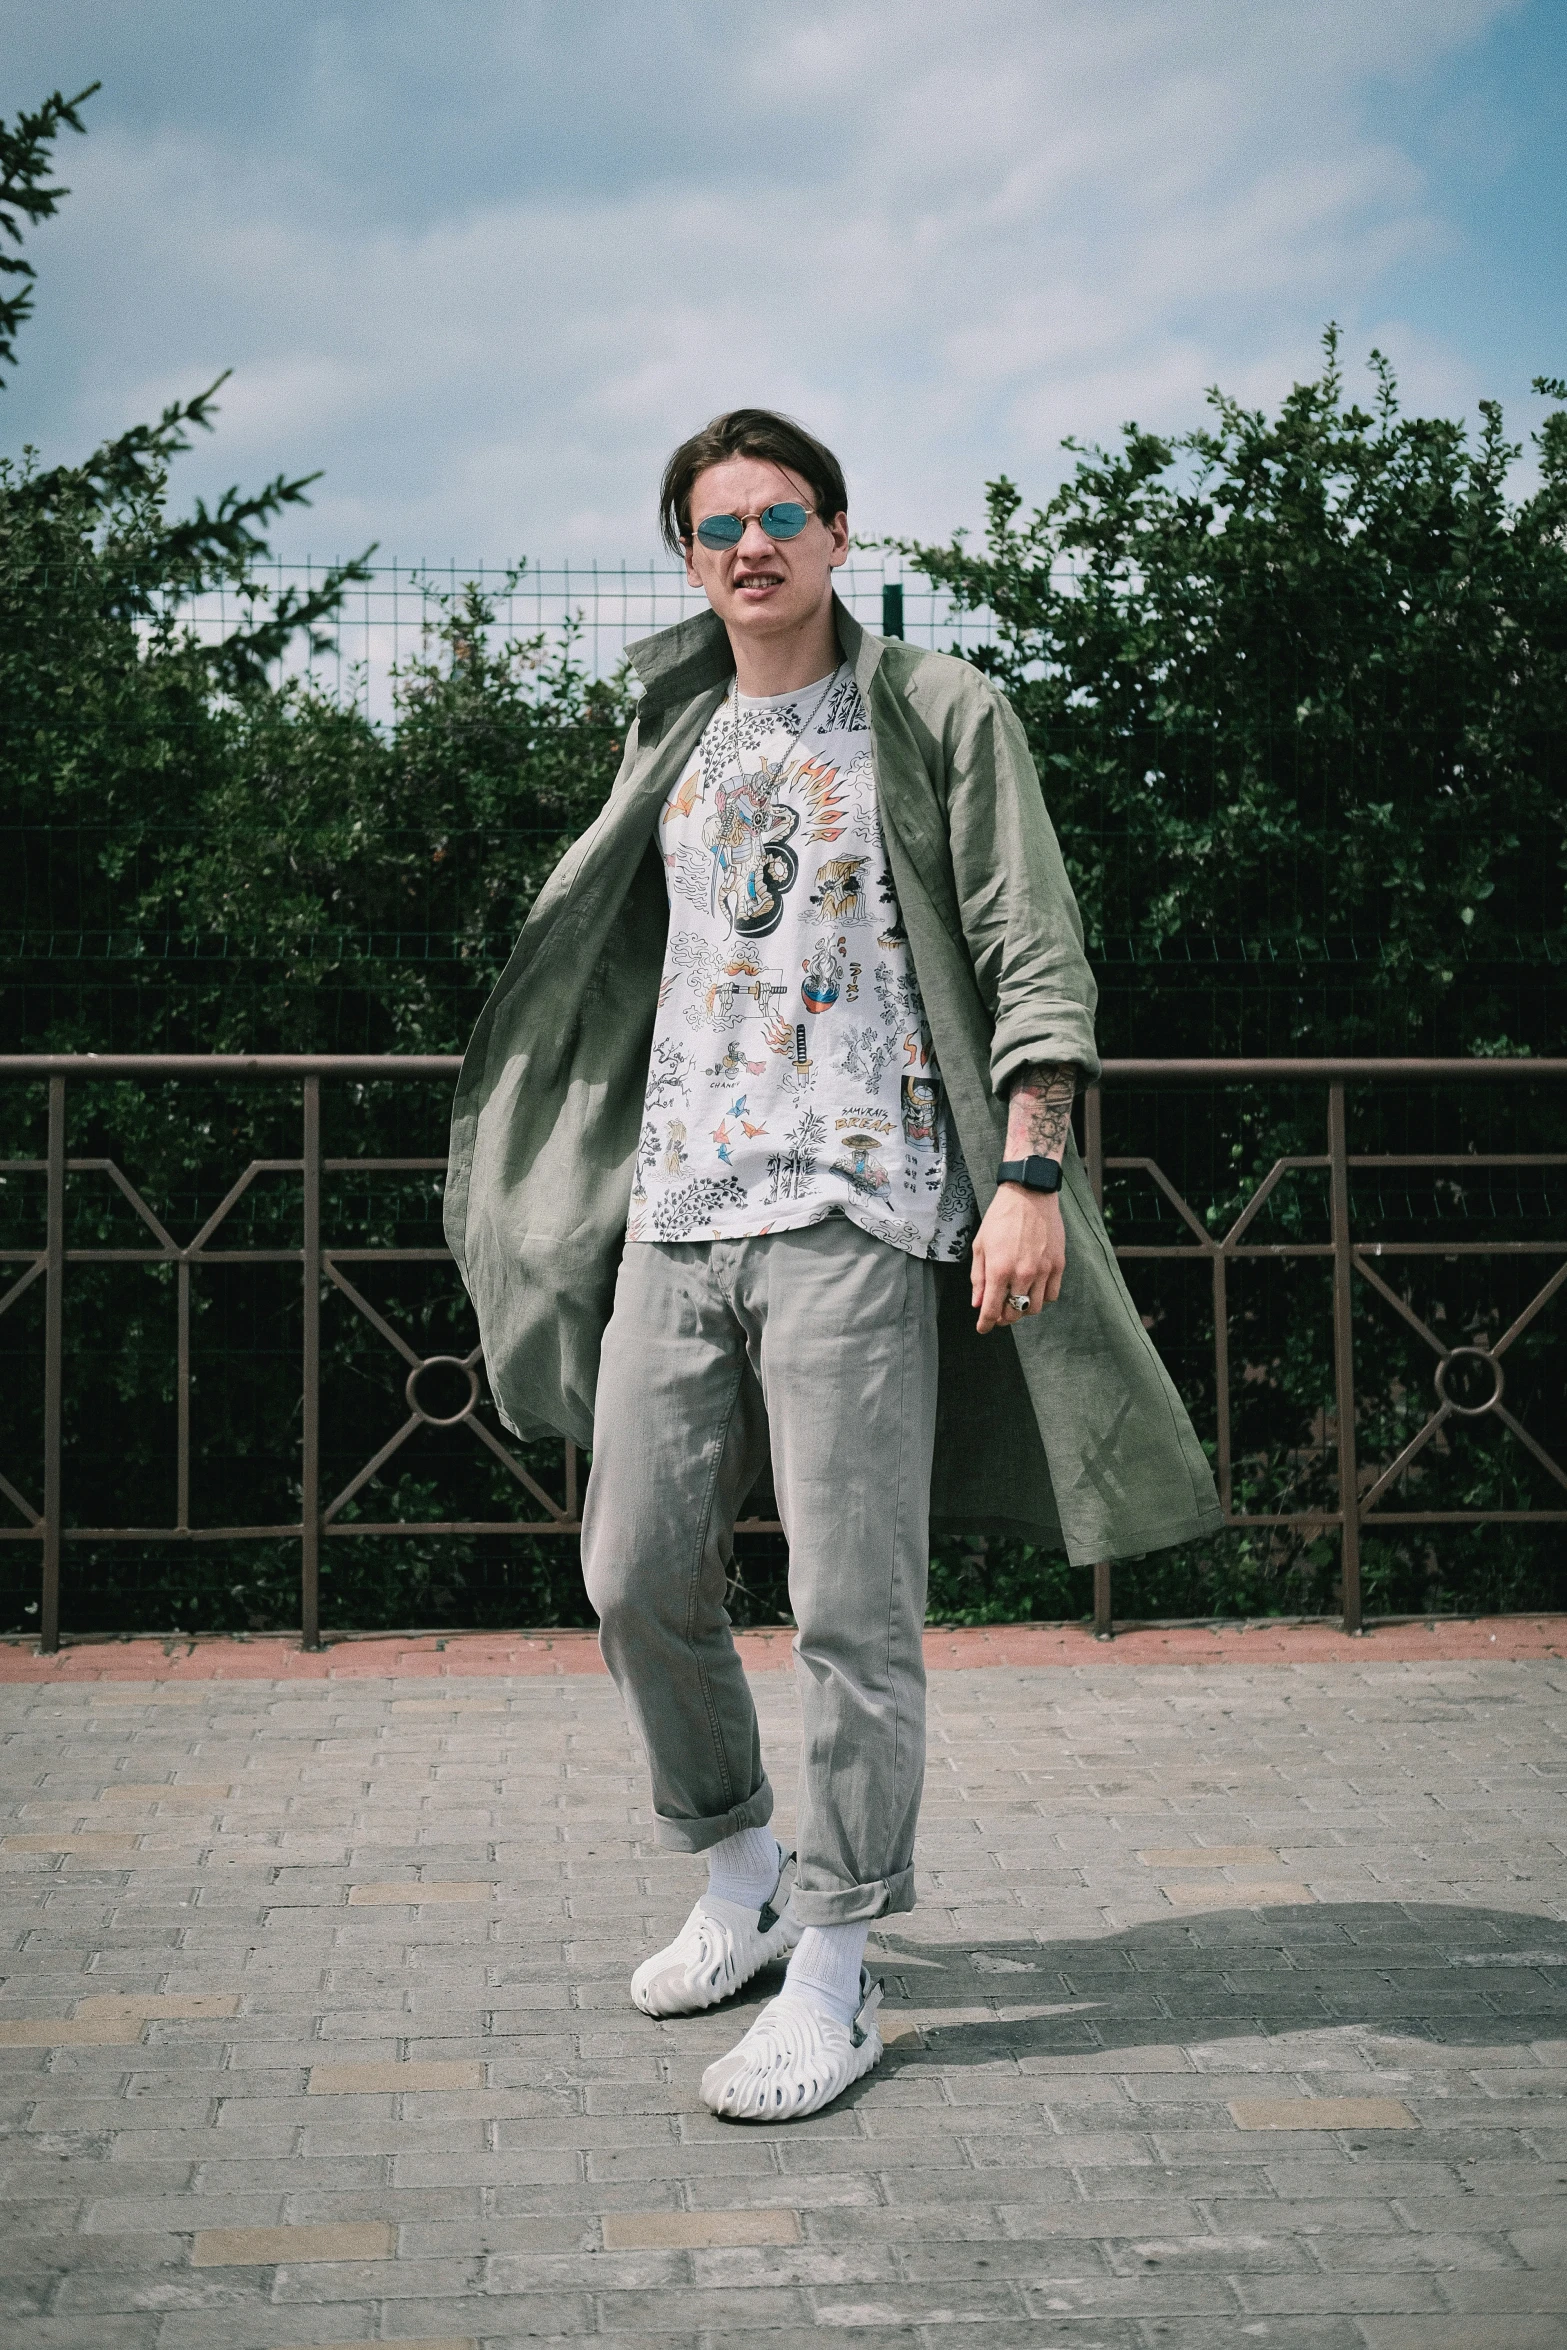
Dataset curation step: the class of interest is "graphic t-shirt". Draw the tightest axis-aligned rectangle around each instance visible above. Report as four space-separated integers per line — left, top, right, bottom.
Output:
629 662 975 1261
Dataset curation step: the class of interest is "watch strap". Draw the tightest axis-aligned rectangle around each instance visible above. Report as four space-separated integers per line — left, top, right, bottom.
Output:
995 1155 1064 1194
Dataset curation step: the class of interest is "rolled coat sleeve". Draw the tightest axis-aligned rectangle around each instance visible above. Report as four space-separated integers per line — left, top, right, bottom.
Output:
941 675 1101 1094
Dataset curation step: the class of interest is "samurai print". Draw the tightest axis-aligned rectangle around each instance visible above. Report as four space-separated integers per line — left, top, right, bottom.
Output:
704 777 799 941
901 1073 939 1146
629 661 975 1259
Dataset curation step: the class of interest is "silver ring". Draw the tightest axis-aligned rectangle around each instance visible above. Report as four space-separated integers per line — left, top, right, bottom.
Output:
1005 1291 1031 1315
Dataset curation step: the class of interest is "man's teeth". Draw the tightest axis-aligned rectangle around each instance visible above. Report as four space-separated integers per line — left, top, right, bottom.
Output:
737 574 781 587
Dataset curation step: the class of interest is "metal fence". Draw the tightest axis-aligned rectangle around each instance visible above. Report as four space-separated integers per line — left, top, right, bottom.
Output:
169 557 993 722
1 1055 1563 1652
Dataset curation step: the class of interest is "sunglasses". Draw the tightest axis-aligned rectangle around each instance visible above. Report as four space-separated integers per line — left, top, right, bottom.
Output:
693 501 815 550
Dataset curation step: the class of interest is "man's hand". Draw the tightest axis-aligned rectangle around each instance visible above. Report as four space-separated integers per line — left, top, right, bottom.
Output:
973 1058 1076 1333
972 1183 1066 1333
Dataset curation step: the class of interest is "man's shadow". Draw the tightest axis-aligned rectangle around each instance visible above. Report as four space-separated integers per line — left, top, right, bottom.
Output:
853 1901 1567 2062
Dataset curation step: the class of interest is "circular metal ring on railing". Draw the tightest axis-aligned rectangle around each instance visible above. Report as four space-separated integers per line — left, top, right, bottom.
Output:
1433 1344 1505 1418
404 1354 481 1427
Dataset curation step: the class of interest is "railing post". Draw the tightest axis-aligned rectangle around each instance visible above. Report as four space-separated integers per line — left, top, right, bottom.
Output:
1083 1086 1112 1633
1084 1082 1104 1209
40 1076 65 1655
301 1077 322 1651
1212 1247 1233 1519
176 1258 191 1532
1328 1083 1362 1634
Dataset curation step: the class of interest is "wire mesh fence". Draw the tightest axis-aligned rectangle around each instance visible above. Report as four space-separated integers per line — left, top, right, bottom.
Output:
12 543 1559 1062
165 555 993 722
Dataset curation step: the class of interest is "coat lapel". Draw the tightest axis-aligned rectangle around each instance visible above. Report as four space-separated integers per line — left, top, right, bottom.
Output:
627 604 733 710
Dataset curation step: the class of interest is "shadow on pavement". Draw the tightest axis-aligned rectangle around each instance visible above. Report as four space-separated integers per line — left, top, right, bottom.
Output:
866 1902 1567 2061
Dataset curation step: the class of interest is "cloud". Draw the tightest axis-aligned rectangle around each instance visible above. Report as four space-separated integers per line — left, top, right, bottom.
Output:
0 0 1537 561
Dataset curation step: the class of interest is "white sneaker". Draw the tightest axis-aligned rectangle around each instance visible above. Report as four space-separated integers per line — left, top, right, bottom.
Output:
630 1847 800 2018
700 1970 884 2121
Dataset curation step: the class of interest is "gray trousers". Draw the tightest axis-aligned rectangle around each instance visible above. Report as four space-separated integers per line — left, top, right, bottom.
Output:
580 1218 939 1924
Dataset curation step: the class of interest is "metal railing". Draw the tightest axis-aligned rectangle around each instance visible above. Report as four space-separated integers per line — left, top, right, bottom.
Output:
1082 1062 1566 1635
2 1055 1563 1651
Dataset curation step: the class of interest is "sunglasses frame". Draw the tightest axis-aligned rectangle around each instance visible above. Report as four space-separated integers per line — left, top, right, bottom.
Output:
692 500 816 551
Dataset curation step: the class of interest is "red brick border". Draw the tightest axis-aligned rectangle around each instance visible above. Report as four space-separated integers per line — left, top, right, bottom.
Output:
0 1617 1560 1680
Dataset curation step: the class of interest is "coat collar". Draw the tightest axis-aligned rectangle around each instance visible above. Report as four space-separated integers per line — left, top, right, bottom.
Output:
626 591 889 712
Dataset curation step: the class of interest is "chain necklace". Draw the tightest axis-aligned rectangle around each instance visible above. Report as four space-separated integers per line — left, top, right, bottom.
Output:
725 661 843 794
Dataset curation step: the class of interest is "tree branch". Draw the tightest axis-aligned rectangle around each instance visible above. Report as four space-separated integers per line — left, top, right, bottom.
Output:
0 82 99 383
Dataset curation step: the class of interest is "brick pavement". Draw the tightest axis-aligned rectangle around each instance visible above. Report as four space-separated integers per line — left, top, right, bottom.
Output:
1 1648 1564 2346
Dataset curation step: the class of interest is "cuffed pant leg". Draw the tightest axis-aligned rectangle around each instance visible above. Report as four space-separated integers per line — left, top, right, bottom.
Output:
733 1221 939 1925
581 1241 774 1852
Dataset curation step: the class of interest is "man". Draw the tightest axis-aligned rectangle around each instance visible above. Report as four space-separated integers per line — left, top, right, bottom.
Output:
446 409 1220 2122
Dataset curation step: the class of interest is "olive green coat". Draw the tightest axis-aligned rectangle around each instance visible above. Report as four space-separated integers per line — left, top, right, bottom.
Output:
445 598 1221 1563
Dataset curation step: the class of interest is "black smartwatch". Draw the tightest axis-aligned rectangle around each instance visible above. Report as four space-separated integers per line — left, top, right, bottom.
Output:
995 1154 1064 1194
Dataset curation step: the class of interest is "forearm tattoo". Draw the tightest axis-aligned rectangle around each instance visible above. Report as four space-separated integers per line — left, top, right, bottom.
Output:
1005 1061 1076 1159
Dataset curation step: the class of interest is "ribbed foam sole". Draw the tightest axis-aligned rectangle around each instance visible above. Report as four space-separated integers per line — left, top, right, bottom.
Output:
700 1983 884 2120
629 1866 801 2018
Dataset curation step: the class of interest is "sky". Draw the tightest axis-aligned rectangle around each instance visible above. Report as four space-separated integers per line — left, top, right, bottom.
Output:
3 0 1564 566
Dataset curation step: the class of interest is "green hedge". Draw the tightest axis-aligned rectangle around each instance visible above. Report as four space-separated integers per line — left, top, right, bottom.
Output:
2 90 1562 1630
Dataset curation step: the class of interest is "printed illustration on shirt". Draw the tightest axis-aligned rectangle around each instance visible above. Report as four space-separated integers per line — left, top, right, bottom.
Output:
876 865 908 947
766 1104 827 1204
632 663 975 1261
706 772 801 940
901 1072 939 1146
801 933 847 1015
670 935 788 1031
835 1106 894 1199
809 855 868 921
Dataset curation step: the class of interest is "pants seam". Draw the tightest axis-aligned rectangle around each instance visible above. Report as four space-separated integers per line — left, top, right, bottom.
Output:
886 1249 915 1833
686 1339 747 1814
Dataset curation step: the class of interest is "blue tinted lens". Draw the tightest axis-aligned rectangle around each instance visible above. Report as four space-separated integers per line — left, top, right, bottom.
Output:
695 513 744 548
760 502 809 538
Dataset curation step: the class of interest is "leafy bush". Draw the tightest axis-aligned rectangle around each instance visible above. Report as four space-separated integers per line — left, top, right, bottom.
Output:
895 339 1566 1620
2 89 1561 1632
895 332 1565 1060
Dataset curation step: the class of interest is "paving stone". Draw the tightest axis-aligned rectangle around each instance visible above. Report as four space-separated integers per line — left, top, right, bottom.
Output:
345 1883 492 1906
307 2061 484 2094
595 2283 816 2329
96 1784 233 1801
1161 1881 1316 1909
1128 2326 1362 2348
1510 2228 1567 2267
603 2209 802 2249
76 1992 241 2019
4 1834 139 1856
0 2320 163 2348
191 2220 397 2264
1234 2272 1451 2312
1434 2268 1567 2310
1136 1846 1281 1868
4 1656 1565 2338
0 2016 148 2046
1230 2097 1419 2130
1356 2324 1567 2349
10 2227 193 2270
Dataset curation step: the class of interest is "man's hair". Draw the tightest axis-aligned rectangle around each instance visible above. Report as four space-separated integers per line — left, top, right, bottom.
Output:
659 408 848 556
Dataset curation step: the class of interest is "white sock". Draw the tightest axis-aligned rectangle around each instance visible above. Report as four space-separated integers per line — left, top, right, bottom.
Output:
704 1826 782 1911
784 1922 869 2027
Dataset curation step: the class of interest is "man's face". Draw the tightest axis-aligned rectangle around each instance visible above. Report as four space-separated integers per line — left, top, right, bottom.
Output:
683 454 849 647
